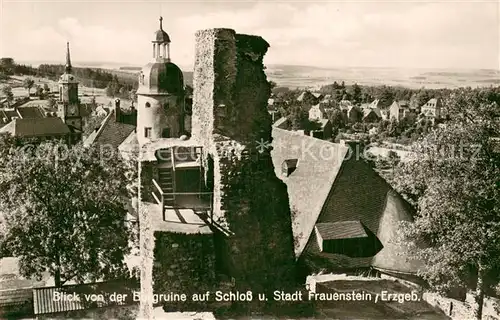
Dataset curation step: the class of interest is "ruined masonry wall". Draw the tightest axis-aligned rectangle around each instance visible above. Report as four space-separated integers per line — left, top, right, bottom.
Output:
190 28 297 291
153 232 216 298
192 29 238 223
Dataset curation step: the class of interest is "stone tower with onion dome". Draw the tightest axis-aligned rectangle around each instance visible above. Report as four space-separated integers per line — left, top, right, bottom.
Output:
136 17 186 147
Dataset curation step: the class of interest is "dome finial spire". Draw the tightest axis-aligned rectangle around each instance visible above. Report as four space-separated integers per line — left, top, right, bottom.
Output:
159 16 163 30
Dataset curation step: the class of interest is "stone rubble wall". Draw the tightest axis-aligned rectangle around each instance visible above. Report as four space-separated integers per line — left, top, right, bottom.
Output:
190 28 296 291
152 231 216 296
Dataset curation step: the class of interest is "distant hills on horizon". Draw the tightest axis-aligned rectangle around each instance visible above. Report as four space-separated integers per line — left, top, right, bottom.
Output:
15 59 500 90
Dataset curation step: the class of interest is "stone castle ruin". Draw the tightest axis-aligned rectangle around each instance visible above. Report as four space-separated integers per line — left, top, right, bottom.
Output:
135 19 422 319
137 25 296 317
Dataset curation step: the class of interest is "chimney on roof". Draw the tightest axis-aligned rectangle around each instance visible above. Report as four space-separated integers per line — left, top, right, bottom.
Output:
114 98 121 122
282 159 298 177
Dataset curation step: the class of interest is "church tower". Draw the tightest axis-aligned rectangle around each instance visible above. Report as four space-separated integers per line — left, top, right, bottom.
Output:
58 42 82 131
136 17 185 147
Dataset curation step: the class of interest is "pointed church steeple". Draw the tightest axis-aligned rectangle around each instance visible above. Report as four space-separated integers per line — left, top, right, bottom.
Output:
65 42 72 73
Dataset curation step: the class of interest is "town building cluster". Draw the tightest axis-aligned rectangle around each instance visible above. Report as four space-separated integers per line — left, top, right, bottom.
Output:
270 89 444 141
0 43 99 143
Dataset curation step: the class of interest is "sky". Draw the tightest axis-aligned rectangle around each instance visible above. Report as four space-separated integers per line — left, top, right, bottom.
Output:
0 0 499 70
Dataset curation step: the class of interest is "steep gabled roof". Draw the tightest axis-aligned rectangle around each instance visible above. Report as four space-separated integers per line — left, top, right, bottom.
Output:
84 109 135 149
369 99 381 109
17 106 44 119
271 128 348 257
363 108 382 119
0 118 71 137
297 91 318 102
271 127 423 274
273 116 289 129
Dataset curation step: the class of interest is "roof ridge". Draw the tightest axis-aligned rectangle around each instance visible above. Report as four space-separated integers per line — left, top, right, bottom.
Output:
272 127 347 149
297 156 348 257
91 109 114 143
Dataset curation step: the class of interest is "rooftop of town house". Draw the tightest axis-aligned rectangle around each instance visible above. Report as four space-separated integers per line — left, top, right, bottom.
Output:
363 107 382 119
0 117 72 137
16 106 45 119
84 109 136 149
271 127 348 257
273 116 289 129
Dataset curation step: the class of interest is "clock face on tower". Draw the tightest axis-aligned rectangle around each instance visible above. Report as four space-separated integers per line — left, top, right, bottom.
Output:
68 105 78 116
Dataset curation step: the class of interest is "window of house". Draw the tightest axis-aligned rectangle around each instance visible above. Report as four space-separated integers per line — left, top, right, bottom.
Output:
145 102 151 108
144 127 152 138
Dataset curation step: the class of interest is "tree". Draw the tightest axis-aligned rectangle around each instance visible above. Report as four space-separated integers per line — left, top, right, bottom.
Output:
1 85 14 106
327 108 345 131
43 83 50 94
105 83 115 97
376 85 395 108
286 105 308 131
47 97 57 109
349 83 362 104
414 89 431 107
0 139 135 287
23 77 35 97
0 58 15 75
392 89 500 320
386 150 401 170
268 80 277 91
83 114 106 138
35 85 45 99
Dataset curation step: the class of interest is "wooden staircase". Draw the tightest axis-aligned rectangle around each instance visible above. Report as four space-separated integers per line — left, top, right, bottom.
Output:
158 167 174 206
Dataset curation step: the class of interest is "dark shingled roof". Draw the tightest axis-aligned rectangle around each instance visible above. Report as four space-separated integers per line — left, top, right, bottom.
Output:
17 106 45 119
0 118 71 137
315 221 368 240
271 127 423 274
3 109 18 120
84 109 135 149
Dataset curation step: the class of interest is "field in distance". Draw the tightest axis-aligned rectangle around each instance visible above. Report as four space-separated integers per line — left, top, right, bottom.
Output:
17 61 500 90
114 64 500 90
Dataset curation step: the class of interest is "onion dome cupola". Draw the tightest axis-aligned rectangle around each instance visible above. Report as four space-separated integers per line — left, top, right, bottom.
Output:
137 17 184 96
59 42 78 84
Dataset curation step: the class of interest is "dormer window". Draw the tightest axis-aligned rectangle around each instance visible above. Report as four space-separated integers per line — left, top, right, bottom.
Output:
314 221 383 257
282 159 298 177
